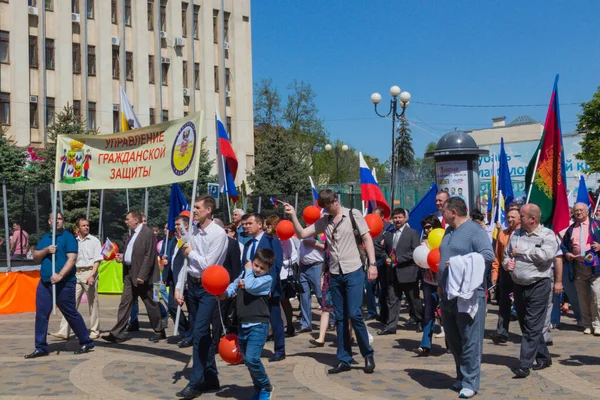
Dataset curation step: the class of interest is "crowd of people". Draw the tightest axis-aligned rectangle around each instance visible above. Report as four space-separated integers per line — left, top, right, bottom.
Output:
20 188 600 399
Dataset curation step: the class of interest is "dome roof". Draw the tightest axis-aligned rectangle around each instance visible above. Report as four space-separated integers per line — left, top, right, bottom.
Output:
425 129 488 158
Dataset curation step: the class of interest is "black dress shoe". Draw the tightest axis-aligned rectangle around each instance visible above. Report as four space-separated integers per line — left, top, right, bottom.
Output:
376 329 395 336
268 354 286 362
328 362 351 374
199 378 221 392
364 356 375 374
285 328 296 337
413 347 431 357
149 330 167 343
416 325 423 333
178 339 193 348
295 328 312 334
532 360 552 371
175 385 203 399
491 334 508 344
24 349 49 359
74 344 95 355
364 315 377 321
512 367 530 378
309 339 325 348
545 341 553 346
126 324 140 332
101 333 125 343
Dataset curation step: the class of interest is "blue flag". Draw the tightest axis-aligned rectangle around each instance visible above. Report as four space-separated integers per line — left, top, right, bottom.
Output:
168 183 189 230
496 138 514 222
576 175 590 209
409 183 438 236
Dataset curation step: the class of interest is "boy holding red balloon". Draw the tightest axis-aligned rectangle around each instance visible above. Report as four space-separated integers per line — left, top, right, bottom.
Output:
217 249 276 400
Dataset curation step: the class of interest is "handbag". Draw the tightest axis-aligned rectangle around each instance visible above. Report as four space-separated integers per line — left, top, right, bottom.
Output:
282 262 304 298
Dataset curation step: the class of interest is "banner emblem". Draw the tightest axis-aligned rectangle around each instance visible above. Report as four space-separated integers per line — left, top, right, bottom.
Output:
171 122 197 176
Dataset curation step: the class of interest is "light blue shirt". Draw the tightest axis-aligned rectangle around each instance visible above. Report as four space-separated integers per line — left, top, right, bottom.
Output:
225 267 272 327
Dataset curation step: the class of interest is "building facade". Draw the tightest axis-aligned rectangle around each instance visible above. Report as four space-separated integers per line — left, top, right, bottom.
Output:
0 0 254 183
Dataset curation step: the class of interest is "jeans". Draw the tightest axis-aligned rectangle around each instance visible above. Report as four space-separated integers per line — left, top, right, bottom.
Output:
441 295 486 392
420 283 438 349
330 268 374 365
239 323 271 391
186 279 218 389
35 280 93 353
299 263 323 329
551 260 582 325
130 282 169 325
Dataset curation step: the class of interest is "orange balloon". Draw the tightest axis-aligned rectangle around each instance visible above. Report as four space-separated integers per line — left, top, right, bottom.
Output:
179 210 191 218
218 334 243 364
302 206 321 225
364 214 384 238
201 265 231 295
276 219 295 241
427 248 440 273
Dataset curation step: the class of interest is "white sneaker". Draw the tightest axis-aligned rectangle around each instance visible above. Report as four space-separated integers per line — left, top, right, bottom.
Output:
89 332 100 339
435 332 446 338
593 330 600 337
584 328 592 335
49 332 68 340
459 388 476 398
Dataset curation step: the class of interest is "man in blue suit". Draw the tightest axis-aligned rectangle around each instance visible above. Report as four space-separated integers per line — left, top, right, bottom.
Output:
241 213 285 362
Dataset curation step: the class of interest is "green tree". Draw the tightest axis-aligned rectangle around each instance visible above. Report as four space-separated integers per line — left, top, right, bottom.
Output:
395 118 415 183
413 141 437 180
0 126 26 183
576 86 600 172
254 78 282 128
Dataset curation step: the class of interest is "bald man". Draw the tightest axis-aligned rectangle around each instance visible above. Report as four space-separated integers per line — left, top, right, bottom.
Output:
504 204 559 378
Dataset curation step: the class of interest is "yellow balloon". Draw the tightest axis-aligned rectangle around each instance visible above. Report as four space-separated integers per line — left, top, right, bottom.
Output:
427 228 445 249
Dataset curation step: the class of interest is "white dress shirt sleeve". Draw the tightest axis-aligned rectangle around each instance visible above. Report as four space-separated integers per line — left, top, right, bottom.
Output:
187 227 229 275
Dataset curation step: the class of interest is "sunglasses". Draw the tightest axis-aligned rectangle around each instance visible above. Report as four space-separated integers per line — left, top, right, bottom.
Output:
423 225 432 230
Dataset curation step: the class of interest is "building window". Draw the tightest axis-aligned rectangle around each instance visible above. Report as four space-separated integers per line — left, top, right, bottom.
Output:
125 51 133 81
184 111 189 117
30 101 39 128
183 61 188 88
213 66 219 92
113 105 120 132
162 63 169 86
147 0 154 30
73 100 81 120
226 116 232 139
71 0 79 14
125 0 132 26
0 31 9 64
88 102 96 130
148 55 155 84
87 45 96 76
160 0 167 31
149 108 155 125
181 3 188 37
72 43 81 74
162 109 168 122
224 12 230 42
87 0 94 19
0 93 9 126
45 0 53 11
45 39 55 70
46 97 55 127
111 0 117 24
193 5 200 39
225 67 231 91
112 46 119 79
194 63 200 90
29 1 37 7
213 10 219 44
29 36 38 68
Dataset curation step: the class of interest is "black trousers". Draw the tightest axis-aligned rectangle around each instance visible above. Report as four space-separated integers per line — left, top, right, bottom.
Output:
513 278 551 369
384 279 423 332
377 263 389 322
495 269 514 339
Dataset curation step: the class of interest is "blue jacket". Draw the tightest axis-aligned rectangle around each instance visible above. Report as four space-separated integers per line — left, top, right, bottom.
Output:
242 233 283 297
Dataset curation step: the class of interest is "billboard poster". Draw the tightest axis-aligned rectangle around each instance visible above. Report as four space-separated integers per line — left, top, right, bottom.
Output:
436 160 470 202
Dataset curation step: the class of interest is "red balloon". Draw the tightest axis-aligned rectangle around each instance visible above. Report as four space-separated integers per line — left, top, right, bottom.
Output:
218 334 243 364
276 219 295 241
427 248 440 273
364 214 384 238
201 265 231 295
302 206 321 225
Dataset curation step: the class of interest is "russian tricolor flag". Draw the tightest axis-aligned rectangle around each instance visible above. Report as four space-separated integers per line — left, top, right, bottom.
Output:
216 110 239 202
359 152 390 219
309 176 319 206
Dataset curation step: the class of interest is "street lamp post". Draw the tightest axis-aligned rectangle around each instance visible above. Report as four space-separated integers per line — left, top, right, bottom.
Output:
325 143 349 184
371 86 411 208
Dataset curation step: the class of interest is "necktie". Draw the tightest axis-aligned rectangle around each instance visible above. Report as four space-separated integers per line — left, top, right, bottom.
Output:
249 238 257 260
580 223 585 257
393 229 401 248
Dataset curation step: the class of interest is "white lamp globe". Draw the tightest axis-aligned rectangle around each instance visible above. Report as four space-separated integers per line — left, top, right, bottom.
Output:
370 93 382 104
400 91 411 103
324 144 333 151
389 85 401 97
341 144 349 152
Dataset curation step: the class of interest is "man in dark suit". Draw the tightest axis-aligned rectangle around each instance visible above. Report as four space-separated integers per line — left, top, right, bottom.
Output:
241 213 285 362
378 208 423 335
162 215 192 347
102 209 165 343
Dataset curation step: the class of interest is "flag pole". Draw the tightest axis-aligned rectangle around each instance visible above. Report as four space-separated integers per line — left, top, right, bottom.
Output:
86 190 91 220
98 189 104 241
50 184 57 315
221 155 232 223
126 188 130 211
526 151 541 204
2 180 11 275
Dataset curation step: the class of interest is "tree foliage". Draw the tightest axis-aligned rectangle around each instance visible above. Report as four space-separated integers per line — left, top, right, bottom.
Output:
0 126 26 183
576 86 600 172
412 141 437 180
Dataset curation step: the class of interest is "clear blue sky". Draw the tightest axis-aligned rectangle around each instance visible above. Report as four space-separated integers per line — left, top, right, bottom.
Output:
250 0 600 163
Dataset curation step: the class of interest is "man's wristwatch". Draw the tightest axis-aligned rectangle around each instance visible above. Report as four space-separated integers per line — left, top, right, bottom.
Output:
369 262 377 267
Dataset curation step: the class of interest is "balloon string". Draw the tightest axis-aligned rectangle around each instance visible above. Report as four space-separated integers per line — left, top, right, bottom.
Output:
217 299 227 336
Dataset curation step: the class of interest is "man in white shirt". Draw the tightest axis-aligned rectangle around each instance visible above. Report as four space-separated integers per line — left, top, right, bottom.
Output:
51 218 103 340
174 195 228 399
436 191 450 228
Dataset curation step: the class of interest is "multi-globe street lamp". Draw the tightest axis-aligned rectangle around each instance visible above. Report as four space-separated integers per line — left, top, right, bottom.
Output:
325 142 349 184
370 86 411 207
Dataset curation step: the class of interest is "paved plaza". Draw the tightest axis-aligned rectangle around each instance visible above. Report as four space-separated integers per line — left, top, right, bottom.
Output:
2 294 600 400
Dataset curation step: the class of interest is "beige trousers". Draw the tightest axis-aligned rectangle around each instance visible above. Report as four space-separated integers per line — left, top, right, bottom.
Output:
574 261 600 330
57 267 100 337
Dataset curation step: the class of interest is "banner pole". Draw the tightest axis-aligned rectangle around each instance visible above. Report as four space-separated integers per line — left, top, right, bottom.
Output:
258 196 262 214
126 188 130 211
2 180 11 274
98 189 104 241
144 188 149 218
86 190 91 220
526 151 542 204
50 183 57 315
294 192 299 213
59 191 64 214
34 184 40 243
220 155 232 223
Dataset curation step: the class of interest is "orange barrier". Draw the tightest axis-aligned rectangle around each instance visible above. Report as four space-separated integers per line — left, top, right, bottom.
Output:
0 270 40 315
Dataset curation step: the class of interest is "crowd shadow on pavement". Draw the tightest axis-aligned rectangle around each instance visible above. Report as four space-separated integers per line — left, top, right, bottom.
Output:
215 384 251 399
404 368 454 389
560 355 600 366
393 338 447 357
481 353 519 369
